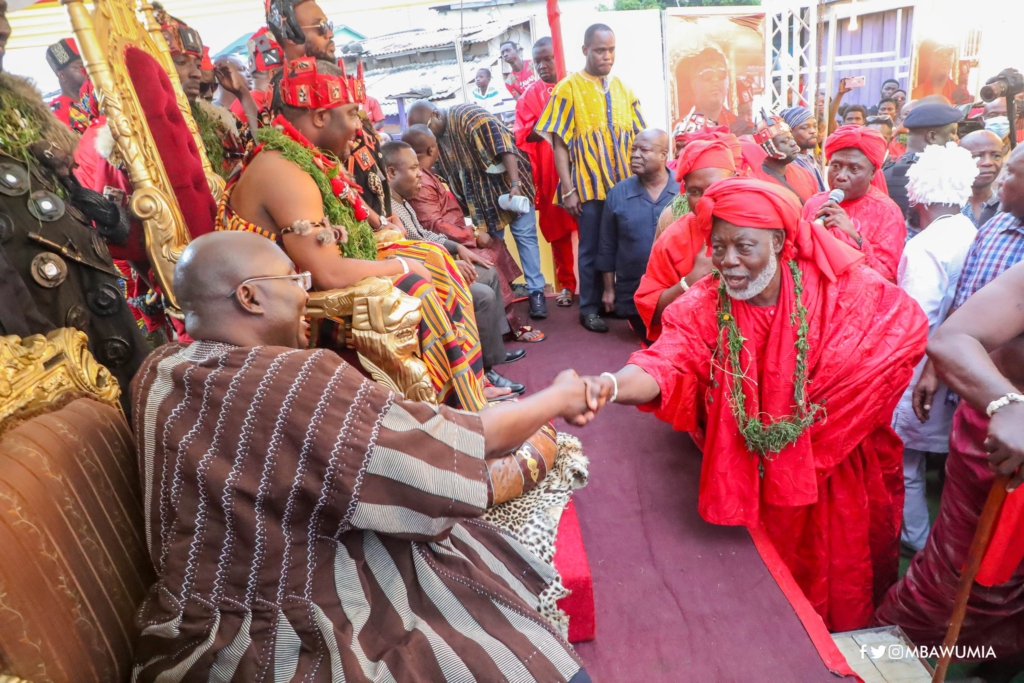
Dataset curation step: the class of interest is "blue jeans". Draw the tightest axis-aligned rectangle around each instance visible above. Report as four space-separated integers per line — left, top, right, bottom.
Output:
578 199 605 316
493 203 545 294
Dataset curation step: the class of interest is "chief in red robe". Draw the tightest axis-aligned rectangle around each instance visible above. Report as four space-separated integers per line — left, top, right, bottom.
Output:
635 136 738 340
595 178 928 631
514 78 578 293
802 126 906 282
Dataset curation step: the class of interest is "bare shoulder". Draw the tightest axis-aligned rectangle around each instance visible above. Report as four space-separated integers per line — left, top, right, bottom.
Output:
243 149 316 192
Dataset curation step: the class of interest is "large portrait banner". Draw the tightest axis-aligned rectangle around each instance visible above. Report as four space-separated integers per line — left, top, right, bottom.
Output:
663 9 767 137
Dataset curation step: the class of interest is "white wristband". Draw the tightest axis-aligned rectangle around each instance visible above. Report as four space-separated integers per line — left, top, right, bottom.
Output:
393 257 409 275
986 392 1024 418
601 372 619 404
679 275 690 292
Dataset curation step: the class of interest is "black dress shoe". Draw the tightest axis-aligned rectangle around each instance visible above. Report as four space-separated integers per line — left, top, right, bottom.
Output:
529 291 548 319
580 313 609 332
501 348 527 364
486 369 525 394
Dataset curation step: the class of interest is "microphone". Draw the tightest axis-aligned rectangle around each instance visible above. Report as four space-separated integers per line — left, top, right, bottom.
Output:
814 188 845 226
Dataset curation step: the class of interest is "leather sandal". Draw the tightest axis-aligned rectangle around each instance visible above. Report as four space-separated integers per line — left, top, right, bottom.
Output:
513 325 546 343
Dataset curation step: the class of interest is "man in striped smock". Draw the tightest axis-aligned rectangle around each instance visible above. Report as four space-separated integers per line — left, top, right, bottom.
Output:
536 23 646 333
131 230 594 682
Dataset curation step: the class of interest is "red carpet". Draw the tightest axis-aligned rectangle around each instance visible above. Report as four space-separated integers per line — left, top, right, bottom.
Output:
502 303 857 682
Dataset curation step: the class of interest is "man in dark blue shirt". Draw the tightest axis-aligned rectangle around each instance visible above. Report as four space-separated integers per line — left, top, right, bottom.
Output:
597 129 677 342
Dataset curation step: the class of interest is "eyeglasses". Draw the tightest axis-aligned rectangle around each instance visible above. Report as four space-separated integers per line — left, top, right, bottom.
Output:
299 19 333 37
228 271 312 297
695 67 728 83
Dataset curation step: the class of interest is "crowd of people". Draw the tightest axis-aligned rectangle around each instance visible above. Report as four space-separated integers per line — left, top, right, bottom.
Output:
3 0 1024 678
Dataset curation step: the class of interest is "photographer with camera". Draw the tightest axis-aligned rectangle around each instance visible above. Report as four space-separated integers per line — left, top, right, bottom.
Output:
981 68 1024 148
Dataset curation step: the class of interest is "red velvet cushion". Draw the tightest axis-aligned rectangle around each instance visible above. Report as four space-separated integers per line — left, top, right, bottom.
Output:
554 499 596 643
125 46 215 237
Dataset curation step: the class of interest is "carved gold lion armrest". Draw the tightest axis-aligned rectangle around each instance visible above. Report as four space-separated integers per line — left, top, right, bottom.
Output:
305 277 436 404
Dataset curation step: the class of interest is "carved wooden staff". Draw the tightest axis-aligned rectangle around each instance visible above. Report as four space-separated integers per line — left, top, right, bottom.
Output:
931 474 1011 683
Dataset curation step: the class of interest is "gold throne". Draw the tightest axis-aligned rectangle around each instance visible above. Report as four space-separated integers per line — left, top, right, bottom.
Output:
62 0 435 403
0 330 150 683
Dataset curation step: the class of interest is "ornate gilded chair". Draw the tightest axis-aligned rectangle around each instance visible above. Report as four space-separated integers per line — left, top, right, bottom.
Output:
62 0 435 403
0 330 151 683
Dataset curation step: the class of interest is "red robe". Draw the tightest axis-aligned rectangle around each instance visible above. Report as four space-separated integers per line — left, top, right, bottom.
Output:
514 79 576 243
802 187 906 283
629 260 928 631
633 213 704 341
49 93 90 135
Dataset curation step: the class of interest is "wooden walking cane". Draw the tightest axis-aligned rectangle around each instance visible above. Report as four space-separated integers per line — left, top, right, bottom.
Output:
931 474 1011 683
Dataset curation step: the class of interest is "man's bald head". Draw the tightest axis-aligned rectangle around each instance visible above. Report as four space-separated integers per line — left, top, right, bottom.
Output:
630 128 669 179
960 129 1005 191
175 231 309 349
402 124 436 155
406 100 445 137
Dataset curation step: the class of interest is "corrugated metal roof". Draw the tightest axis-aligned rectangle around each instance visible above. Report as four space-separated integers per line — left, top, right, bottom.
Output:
357 19 526 58
365 56 515 117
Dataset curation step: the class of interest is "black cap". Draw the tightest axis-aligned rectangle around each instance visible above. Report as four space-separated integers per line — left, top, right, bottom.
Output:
904 103 964 129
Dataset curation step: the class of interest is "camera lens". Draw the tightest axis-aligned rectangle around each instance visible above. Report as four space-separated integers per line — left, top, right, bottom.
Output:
981 80 1007 102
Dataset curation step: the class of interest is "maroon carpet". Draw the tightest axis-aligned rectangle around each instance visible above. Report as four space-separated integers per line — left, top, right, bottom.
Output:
502 303 855 682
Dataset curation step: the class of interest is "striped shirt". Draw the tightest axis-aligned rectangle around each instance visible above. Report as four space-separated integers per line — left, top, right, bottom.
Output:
434 103 536 232
536 70 646 202
951 211 1024 310
130 342 580 682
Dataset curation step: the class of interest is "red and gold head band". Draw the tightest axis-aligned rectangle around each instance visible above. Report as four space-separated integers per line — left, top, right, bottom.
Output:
280 57 365 109
753 111 790 146
248 27 284 73
754 110 793 161
161 20 204 59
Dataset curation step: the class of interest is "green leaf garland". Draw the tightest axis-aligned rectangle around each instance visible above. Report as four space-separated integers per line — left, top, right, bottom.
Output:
255 126 377 261
712 260 824 471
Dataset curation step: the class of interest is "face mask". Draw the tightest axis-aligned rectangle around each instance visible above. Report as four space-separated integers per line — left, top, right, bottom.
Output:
986 116 1010 139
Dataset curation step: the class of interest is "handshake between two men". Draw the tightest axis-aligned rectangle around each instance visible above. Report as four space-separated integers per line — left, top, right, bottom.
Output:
550 365 662 427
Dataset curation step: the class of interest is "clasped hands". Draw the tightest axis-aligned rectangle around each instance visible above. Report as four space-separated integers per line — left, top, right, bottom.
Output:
551 370 619 427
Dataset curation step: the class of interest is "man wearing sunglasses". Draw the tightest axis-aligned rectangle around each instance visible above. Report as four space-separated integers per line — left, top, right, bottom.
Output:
130 229 596 683
268 0 337 62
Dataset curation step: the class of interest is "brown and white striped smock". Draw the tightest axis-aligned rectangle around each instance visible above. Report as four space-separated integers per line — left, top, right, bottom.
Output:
130 341 582 682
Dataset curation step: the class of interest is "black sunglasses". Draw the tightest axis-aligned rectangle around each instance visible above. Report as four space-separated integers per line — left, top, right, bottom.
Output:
299 19 333 37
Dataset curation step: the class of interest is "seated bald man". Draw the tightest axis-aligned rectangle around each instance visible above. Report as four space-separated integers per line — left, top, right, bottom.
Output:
130 231 594 683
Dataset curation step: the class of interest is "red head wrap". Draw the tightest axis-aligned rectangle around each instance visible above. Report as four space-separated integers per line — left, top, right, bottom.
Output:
280 57 365 109
674 135 739 184
823 125 890 193
201 46 214 71
825 125 887 169
695 177 864 282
